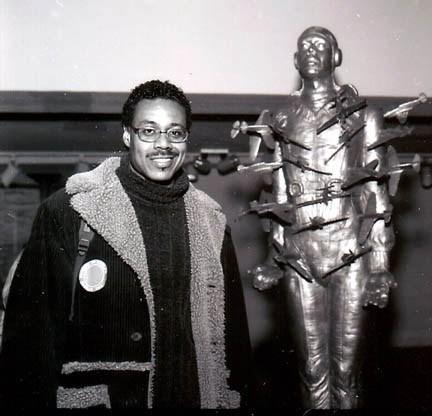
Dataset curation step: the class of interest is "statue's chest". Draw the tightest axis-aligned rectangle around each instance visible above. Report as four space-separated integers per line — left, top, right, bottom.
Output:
276 103 364 175
275 106 342 150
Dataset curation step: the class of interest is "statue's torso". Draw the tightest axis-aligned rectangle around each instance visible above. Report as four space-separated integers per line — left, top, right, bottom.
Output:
273 87 367 266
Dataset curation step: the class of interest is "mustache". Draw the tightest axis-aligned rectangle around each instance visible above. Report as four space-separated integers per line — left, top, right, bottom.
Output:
147 149 180 158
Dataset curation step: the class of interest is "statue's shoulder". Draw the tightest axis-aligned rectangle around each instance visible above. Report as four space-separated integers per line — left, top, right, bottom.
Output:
340 84 359 100
273 91 307 125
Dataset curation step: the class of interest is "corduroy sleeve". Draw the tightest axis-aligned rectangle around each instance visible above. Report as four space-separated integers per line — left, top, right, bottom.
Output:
221 226 254 408
0 192 76 409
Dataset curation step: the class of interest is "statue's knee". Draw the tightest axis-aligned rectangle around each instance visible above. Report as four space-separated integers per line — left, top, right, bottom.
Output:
332 361 357 390
302 361 328 387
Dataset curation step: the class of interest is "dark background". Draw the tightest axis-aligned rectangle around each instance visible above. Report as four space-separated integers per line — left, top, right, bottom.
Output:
0 91 431 411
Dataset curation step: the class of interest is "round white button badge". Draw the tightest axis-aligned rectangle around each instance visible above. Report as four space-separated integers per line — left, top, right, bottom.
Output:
79 259 108 292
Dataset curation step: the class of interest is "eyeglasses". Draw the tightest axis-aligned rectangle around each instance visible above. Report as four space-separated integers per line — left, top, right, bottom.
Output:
130 125 189 143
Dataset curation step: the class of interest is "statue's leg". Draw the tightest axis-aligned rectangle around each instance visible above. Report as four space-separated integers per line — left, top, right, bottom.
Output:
281 272 331 409
328 262 368 409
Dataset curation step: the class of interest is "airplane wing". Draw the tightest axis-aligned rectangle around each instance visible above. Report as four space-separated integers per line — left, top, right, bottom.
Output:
243 192 296 224
272 242 316 283
317 99 367 135
272 240 293 258
365 192 377 213
286 137 312 151
386 145 401 196
358 193 377 244
321 246 372 279
412 153 422 174
302 165 332 176
240 198 275 217
342 160 379 190
237 161 283 174
271 206 296 225
367 126 414 151
249 135 263 162
238 200 259 217
325 123 366 164
291 218 320 234
258 108 272 126
297 193 350 209
248 110 275 161
272 240 300 263
342 173 365 190
292 216 348 234
387 170 401 197
321 216 350 227
285 261 314 283
386 145 400 169
231 110 275 161
316 114 339 135
283 156 332 176
342 99 368 119
384 93 427 123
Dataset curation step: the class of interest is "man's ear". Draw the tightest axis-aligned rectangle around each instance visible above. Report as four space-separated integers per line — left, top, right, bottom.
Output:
334 48 342 67
294 52 299 70
123 127 131 148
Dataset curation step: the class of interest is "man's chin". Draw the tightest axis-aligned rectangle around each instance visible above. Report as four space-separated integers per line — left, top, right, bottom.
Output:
144 167 180 183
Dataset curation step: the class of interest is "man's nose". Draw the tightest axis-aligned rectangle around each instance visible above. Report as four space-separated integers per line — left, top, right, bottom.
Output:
154 132 172 149
307 46 317 55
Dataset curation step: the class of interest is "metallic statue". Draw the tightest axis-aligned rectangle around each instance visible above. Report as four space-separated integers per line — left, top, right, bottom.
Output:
232 27 426 409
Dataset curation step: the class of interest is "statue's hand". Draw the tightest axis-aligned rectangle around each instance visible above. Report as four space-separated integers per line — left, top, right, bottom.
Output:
363 271 397 309
250 264 284 291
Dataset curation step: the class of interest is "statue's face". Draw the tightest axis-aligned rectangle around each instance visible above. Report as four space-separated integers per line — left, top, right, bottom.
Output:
296 32 334 79
124 98 187 183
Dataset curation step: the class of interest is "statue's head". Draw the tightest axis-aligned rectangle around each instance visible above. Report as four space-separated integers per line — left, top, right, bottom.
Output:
294 26 342 79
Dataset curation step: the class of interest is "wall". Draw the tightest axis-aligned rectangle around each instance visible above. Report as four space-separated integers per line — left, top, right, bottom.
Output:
0 89 431 349
1 0 431 96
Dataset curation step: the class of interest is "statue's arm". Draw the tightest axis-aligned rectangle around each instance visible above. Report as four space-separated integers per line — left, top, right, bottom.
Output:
361 107 396 308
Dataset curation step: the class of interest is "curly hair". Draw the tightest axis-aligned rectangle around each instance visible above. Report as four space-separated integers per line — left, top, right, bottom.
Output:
122 80 192 130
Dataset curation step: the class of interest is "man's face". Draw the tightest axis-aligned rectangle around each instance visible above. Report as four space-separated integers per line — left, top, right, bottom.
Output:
124 98 187 183
296 32 334 79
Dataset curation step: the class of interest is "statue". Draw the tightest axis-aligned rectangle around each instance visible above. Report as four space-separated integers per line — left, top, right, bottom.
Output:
232 26 426 409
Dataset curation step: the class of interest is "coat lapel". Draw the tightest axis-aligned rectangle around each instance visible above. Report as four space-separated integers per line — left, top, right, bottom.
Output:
65 157 157 405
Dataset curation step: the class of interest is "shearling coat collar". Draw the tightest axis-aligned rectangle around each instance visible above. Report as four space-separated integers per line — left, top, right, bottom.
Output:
65 157 240 408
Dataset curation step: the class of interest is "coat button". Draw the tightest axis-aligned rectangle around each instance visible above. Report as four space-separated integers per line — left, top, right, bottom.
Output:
131 332 143 342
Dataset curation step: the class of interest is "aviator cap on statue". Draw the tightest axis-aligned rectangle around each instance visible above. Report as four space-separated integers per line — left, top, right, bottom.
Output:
295 26 342 69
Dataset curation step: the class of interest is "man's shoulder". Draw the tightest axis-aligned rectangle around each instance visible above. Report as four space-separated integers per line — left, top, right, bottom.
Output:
41 187 72 211
36 188 78 225
66 157 121 196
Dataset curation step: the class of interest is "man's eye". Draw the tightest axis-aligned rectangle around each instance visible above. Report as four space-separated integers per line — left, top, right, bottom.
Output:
302 43 309 50
169 129 183 137
316 43 325 51
141 128 156 136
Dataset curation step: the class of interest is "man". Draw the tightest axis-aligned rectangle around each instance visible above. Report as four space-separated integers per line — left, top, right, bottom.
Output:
250 27 395 409
0 80 251 409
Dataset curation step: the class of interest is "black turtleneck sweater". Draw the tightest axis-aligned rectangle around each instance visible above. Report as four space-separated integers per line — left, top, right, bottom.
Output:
116 159 200 408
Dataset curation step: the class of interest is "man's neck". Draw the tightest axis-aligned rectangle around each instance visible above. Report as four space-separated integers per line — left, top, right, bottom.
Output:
300 75 340 112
